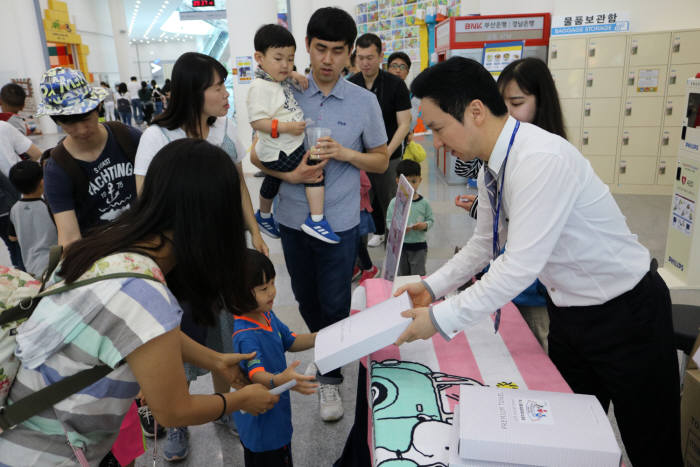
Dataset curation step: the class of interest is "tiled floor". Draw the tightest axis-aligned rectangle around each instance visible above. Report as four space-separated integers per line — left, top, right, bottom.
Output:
9 133 673 466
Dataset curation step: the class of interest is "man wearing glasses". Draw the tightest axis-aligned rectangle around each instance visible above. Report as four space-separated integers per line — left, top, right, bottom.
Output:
350 34 412 248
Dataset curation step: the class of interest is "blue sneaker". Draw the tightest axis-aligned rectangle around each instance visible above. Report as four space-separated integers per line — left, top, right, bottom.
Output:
256 210 280 238
215 413 239 436
163 427 189 462
300 215 340 244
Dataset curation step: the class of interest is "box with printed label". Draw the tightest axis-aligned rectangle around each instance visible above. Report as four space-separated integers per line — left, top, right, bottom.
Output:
458 386 621 466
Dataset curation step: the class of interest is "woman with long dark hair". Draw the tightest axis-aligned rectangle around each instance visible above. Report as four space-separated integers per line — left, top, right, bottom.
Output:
0 139 278 466
133 52 268 460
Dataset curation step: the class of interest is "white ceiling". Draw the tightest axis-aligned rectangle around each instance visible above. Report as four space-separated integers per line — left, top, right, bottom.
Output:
124 0 223 44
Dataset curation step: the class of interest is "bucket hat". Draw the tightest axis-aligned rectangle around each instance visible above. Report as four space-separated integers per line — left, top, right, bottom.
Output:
37 67 107 116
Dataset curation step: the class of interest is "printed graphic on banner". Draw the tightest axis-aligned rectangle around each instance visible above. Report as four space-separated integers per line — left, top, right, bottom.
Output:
637 68 660 93
383 174 415 282
516 398 554 424
236 56 252 84
551 12 629 36
672 193 695 237
482 41 524 79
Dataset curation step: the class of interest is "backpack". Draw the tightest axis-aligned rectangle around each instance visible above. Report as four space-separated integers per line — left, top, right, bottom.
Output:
41 121 137 228
0 247 163 432
117 95 131 113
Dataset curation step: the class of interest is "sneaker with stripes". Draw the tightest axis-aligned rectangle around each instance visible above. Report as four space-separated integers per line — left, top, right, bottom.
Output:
300 215 340 244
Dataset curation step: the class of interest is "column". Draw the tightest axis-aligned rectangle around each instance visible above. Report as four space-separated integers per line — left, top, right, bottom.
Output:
108 0 136 81
225 0 278 150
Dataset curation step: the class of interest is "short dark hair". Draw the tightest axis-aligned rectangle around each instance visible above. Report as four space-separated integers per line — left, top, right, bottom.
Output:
497 57 566 139
118 82 128 94
411 57 507 122
396 159 421 178
307 7 356 49
130 76 137 81
388 52 411 70
0 83 26 108
236 248 277 314
9 160 42 194
350 51 356 67
254 24 296 54
356 33 382 55
51 108 97 125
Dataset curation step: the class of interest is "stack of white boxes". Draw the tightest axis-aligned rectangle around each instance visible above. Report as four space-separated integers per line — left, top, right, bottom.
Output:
549 28 700 195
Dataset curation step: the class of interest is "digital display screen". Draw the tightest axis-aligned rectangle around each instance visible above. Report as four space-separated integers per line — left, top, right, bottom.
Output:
192 0 215 7
688 93 700 129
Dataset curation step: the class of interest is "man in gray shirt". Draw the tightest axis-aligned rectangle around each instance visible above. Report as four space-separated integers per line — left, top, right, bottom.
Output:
251 7 388 422
8 160 57 277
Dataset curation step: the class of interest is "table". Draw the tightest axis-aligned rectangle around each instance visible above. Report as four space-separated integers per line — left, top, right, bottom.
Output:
335 278 571 467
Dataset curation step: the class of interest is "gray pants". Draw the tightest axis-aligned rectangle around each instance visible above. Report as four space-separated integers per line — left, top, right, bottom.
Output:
398 247 427 276
368 157 401 236
517 304 550 354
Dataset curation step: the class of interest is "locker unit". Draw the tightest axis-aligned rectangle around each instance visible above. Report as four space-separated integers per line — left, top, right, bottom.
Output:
629 32 670 67
622 97 664 127
656 157 675 185
620 127 661 156
617 157 657 185
587 156 615 184
583 98 621 127
663 95 688 127
560 98 582 127
625 66 667 97
660 126 682 156
585 68 625 98
587 35 627 68
549 37 586 69
551 69 585 98
582 127 619 155
670 30 700 64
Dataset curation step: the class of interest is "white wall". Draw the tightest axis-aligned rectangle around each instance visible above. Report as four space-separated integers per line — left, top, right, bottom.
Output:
129 39 201 83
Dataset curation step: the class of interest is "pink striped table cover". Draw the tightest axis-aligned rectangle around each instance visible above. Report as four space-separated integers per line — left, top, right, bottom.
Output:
351 278 571 467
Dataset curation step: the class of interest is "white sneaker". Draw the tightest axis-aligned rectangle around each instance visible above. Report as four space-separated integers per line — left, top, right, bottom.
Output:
367 234 384 248
319 384 344 421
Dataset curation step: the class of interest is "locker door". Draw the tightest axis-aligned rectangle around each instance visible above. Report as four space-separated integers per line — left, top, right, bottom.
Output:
586 156 615 184
628 32 671 66
656 157 677 185
551 69 584 99
549 38 587 69
622 97 664 127
566 127 581 149
667 64 700 96
617 157 657 184
583 98 621 127
620 127 661 156
581 127 619 156
671 31 700 65
660 126 682 156
585 68 624 98
663 95 688 127
561 98 582 127
625 66 667 98
587 35 627 68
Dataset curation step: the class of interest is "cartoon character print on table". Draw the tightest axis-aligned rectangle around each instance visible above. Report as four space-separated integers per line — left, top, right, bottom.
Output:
371 359 484 467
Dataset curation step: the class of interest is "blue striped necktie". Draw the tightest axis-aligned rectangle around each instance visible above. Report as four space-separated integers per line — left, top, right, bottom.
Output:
484 167 503 333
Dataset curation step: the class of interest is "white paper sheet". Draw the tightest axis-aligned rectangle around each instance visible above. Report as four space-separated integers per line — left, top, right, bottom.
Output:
314 292 413 374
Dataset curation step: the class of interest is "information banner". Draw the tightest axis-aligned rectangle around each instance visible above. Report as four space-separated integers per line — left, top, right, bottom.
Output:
482 41 524 79
236 56 253 84
551 12 629 36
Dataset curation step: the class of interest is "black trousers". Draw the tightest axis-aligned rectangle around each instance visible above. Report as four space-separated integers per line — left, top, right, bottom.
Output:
243 444 293 467
547 270 682 467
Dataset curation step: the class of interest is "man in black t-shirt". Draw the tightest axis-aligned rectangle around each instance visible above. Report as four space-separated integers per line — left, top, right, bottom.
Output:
349 34 412 246
37 67 140 247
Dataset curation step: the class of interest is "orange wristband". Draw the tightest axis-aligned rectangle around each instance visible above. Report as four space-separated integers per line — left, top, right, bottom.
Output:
271 119 279 138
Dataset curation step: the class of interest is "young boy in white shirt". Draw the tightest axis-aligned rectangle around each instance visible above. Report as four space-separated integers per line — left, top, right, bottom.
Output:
248 24 340 244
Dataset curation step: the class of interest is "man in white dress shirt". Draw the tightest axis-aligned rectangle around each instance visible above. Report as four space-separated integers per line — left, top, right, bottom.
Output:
394 57 681 466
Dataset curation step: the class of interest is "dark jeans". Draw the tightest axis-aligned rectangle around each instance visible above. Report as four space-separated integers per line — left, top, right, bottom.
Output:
547 270 682 467
119 110 132 127
334 363 371 467
244 444 293 467
280 224 359 382
131 98 144 123
0 215 24 271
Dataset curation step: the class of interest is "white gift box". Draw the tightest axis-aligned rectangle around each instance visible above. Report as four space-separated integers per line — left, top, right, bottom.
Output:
457 386 621 466
314 292 412 375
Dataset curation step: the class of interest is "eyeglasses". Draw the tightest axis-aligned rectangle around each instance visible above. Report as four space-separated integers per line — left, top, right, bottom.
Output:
389 63 408 71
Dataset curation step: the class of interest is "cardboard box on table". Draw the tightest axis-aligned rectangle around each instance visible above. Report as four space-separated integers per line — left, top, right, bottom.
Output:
682 332 700 466
457 386 621 466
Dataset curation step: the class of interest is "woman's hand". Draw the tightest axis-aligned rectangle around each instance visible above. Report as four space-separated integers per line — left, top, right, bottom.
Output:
455 194 476 212
213 352 255 390
237 384 280 415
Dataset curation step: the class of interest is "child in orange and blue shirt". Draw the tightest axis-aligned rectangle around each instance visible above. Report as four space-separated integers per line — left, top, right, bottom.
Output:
233 249 318 467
